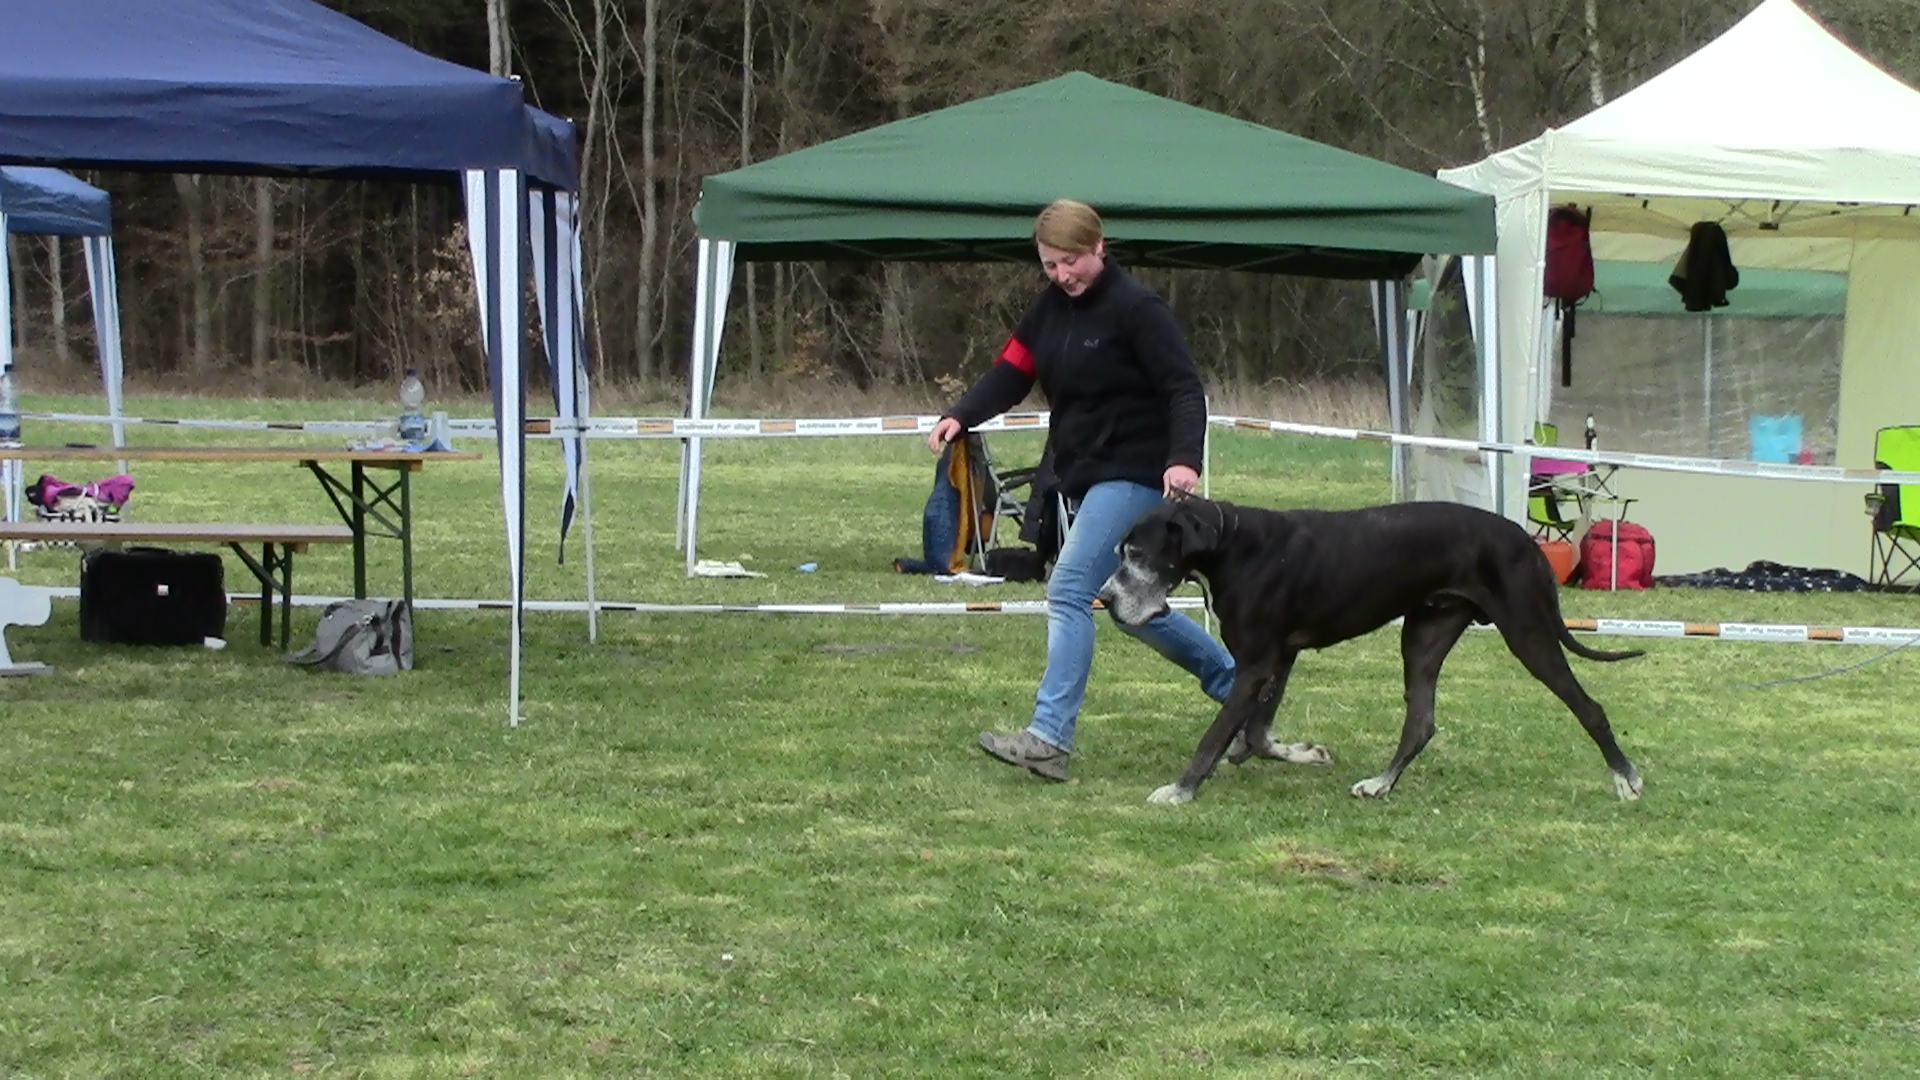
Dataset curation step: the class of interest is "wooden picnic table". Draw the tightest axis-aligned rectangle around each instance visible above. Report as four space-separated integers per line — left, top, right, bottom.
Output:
0 444 480 618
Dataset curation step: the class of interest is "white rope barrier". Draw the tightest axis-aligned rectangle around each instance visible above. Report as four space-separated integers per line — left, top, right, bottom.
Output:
23 584 1919 644
24 407 1920 485
21 408 1919 653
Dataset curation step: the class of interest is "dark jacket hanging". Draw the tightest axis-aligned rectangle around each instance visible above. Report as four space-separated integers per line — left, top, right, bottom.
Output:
1669 221 1740 312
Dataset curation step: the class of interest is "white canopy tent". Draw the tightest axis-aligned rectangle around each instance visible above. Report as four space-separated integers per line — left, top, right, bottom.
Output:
1438 0 1920 575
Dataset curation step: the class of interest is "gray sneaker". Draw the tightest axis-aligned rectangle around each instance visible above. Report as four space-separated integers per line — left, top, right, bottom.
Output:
978 729 1071 782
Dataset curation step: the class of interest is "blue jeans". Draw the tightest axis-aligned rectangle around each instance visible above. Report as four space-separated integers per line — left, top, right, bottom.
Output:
1026 479 1236 751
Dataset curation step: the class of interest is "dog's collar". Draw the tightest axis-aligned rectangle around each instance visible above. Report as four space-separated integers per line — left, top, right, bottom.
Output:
1207 498 1238 551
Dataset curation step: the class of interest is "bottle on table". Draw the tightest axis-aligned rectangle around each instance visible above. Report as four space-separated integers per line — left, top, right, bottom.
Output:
398 367 427 443
0 365 20 444
1584 414 1598 452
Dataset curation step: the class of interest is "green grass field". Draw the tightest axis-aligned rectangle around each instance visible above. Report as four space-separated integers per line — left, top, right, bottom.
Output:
4 392 1919 1077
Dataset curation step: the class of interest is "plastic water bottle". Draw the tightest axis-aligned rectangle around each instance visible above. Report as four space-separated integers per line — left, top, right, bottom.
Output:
397 367 427 443
1584 414 1598 452
0 366 20 444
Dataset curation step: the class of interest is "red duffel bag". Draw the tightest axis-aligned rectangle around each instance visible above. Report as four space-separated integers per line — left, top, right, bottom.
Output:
1580 520 1655 589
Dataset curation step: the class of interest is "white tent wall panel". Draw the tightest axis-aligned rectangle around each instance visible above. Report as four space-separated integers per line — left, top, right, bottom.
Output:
82 236 128 455
1614 472 1863 579
1835 239 1920 467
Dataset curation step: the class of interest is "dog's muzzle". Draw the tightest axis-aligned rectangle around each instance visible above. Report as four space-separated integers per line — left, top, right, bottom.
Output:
1098 564 1172 627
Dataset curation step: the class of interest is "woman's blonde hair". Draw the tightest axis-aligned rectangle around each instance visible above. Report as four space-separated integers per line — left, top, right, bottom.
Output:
1033 199 1104 253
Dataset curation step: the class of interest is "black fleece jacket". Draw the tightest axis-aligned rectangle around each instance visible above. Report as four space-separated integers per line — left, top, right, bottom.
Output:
944 261 1207 499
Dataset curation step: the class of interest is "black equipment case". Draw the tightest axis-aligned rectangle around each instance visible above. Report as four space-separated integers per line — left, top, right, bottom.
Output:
80 547 228 645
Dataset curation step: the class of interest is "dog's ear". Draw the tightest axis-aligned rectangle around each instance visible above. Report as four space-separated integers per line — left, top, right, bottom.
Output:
1169 500 1219 559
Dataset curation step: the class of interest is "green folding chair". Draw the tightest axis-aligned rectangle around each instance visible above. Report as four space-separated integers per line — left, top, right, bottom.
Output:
1526 422 1584 544
1866 425 1920 589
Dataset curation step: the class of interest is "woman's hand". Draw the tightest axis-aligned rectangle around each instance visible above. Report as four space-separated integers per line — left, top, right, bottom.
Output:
928 416 963 455
1163 464 1200 498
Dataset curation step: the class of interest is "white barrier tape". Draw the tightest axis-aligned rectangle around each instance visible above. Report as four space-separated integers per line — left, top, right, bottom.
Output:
24 411 391 436
448 412 1055 438
1571 617 1920 646
22 408 1920 485
22 409 1053 439
1205 414 1910 486
25 584 1920 643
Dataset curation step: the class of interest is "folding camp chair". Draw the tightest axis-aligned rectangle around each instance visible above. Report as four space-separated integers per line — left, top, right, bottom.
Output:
1865 425 1920 589
1526 422 1587 544
970 434 1067 573
970 435 1034 552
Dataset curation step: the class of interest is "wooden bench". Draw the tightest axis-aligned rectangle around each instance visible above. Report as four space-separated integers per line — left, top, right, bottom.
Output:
0 521 355 649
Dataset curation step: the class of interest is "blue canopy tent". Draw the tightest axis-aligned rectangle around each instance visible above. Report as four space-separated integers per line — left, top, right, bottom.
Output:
0 166 128 537
0 166 110 235
0 0 594 725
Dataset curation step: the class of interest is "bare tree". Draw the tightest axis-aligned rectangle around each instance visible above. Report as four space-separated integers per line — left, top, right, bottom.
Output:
250 177 275 389
1585 0 1606 106
173 174 213 375
616 0 667 381
488 0 513 77
6 236 28 360
47 237 69 369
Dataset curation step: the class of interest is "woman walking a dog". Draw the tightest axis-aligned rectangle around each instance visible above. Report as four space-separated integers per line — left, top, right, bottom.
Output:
927 198 1235 782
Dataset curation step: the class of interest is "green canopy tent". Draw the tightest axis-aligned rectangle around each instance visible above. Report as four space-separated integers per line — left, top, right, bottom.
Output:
679 72 1498 569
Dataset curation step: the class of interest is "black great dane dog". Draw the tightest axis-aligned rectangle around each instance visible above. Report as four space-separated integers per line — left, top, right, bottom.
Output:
1097 497 1644 805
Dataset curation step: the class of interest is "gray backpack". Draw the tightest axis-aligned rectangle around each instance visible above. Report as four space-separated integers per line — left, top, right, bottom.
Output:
286 599 413 675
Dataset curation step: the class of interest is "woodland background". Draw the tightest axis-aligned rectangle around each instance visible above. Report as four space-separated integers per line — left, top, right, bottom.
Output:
7 0 1917 405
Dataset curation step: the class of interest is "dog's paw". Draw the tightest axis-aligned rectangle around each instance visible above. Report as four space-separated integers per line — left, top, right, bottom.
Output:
1276 742 1332 766
1146 783 1195 805
1231 737 1332 766
1350 775 1394 798
1226 732 1252 765
1612 768 1644 801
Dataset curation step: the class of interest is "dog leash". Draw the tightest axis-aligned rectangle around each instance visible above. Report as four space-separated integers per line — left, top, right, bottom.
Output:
1739 630 1920 689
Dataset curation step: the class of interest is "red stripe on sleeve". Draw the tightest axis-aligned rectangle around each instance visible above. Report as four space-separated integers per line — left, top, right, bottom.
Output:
998 335 1035 376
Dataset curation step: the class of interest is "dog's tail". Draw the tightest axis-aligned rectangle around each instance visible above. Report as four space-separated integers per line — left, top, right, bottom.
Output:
1560 626 1645 662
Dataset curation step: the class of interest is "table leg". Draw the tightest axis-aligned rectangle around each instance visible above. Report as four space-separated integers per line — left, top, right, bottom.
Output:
400 467 414 614
351 463 368 599
302 457 418 613
230 542 296 651
3 458 17 572
278 544 294 651
261 545 274 648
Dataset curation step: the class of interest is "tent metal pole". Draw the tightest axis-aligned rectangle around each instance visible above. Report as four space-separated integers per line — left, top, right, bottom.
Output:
1703 318 1714 455
530 188 597 640
1464 254 1505 515
1 211 16 562
465 169 529 728
682 238 715 575
85 237 129 474
681 239 736 578
577 375 598 642
1371 278 1410 502
572 230 598 643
